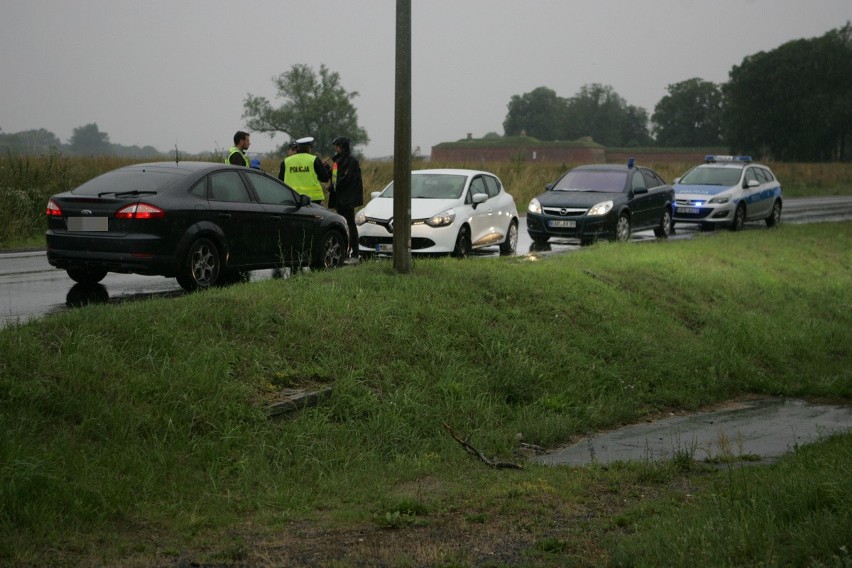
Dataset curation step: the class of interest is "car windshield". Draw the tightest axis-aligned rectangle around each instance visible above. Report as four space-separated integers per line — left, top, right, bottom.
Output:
678 167 743 186
381 174 467 199
553 170 627 192
73 169 185 196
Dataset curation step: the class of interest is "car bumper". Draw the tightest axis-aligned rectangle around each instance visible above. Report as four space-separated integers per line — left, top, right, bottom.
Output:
526 212 616 241
672 201 735 224
357 221 459 254
46 231 179 275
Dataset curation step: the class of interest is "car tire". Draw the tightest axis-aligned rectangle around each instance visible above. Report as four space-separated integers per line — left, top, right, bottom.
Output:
615 213 631 242
66 266 108 285
653 207 672 238
312 230 346 269
765 200 782 227
730 204 746 232
499 219 519 255
452 225 471 258
178 237 220 291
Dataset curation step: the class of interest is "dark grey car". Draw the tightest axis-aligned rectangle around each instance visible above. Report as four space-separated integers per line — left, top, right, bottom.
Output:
526 162 674 244
46 161 348 290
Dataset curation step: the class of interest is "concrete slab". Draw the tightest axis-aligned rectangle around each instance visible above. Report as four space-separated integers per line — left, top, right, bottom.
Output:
534 398 852 467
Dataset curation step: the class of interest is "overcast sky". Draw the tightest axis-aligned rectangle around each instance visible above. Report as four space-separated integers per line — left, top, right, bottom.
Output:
2 0 850 159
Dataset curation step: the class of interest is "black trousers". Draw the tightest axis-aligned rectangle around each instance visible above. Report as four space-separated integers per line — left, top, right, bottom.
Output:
336 206 358 258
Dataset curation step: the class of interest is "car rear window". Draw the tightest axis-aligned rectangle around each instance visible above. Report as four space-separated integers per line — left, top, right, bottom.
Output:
72 169 184 196
679 167 742 186
553 170 627 192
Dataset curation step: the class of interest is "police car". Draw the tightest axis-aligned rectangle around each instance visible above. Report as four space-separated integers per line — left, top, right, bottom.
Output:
672 156 782 231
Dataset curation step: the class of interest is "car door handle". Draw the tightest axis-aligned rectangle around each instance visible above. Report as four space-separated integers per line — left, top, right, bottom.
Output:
218 213 232 221
268 215 282 221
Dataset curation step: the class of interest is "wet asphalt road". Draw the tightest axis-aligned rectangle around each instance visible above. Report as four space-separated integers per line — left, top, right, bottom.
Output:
2 196 851 328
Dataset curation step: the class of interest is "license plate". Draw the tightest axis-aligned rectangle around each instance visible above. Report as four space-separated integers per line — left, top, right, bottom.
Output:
677 207 700 214
548 219 576 228
67 217 108 231
376 243 393 253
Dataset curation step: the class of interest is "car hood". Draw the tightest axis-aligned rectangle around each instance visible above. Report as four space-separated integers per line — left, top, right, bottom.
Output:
535 191 621 208
361 197 461 220
674 184 733 197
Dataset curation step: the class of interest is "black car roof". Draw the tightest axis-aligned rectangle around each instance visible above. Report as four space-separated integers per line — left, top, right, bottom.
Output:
116 161 240 175
573 164 633 172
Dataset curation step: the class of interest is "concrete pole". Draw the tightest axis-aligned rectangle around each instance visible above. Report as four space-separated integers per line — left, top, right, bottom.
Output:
393 0 412 274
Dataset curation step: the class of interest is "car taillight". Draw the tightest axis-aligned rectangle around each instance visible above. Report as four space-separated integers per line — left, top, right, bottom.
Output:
46 199 63 217
115 203 166 219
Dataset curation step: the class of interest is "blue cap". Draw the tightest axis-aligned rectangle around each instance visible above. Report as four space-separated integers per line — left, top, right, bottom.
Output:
249 158 261 169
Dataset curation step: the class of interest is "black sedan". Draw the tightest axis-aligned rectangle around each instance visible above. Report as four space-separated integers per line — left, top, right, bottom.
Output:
46 161 349 291
526 162 674 244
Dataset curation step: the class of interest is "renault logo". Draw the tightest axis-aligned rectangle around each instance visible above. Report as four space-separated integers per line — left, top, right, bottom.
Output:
387 217 394 233
81 209 93 215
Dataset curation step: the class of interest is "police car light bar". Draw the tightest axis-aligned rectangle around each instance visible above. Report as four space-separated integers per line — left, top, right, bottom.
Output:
704 155 753 163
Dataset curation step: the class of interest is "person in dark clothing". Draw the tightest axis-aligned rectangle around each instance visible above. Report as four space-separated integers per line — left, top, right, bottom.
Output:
328 136 363 259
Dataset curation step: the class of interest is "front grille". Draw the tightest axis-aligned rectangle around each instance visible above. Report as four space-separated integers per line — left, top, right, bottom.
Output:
542 207 586 216
359 236 436 250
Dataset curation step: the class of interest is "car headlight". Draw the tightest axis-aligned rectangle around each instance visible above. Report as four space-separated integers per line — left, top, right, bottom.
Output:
708 195 731 204
528 198 542 214
355 211 366 225
425 209 455 227
587 200 613 216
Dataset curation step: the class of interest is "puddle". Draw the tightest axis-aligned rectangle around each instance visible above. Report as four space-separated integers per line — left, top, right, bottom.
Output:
534 398 852 467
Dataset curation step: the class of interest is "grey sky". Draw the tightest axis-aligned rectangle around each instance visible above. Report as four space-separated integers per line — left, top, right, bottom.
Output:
1 0 850 159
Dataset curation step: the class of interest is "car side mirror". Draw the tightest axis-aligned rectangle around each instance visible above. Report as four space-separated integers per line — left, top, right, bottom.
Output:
746 179 760 188
297 193 312 208
634 187 648 195
471 192 487 208
545 183 554 191
673 177 681 184
370 191 381 200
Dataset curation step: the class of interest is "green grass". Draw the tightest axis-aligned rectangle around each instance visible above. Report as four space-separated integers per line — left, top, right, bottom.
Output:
0 220 850 565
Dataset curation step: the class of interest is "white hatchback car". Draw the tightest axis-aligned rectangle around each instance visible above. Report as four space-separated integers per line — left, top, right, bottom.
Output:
355 169 519 257
673 155 783 231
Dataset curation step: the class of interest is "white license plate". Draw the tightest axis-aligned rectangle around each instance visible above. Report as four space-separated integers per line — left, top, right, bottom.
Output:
677 207 700 214
548 219 576 228
376 243 393 253
67 217 109 231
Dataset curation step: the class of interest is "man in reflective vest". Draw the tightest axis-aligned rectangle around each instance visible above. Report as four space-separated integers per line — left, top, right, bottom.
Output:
226 131 251 166
278 136 330 204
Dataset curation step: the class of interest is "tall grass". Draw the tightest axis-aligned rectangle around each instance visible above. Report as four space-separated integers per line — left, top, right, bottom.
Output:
2 154 850 249
0 222 849 565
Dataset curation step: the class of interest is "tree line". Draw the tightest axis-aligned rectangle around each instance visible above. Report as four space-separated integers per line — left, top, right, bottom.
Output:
502 23 851 161
0 123 162 158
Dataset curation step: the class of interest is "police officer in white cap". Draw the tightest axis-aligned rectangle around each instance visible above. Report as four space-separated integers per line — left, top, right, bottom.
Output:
278 136 330 204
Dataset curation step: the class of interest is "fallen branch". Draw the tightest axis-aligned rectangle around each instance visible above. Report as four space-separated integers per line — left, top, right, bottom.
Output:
442 423 523 470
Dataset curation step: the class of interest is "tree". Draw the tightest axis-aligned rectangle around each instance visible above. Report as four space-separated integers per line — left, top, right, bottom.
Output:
723 23 852 161
243 64 369 154
0 128 62 155
502 87 569 140
68 123 111 155
652 78 723 147
563 84 652 147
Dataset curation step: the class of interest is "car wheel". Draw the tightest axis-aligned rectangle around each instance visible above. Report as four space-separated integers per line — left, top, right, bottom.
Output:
615 213 631 242
452 225 471 258
178 237 220 291
653 207 672 238
312 230 346 269
66 266 108 285
765 200 782 227
730 204 746 232
499 219 519 255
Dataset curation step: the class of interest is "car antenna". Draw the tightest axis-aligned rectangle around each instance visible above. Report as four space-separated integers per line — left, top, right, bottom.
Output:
175 141 180 165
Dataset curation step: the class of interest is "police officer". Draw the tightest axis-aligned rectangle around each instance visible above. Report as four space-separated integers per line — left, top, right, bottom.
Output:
328 136 363 260
226 131 251 166
278 136 330 204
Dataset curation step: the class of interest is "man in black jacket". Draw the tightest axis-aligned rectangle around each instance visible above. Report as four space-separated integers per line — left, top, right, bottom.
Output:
328 136 363 260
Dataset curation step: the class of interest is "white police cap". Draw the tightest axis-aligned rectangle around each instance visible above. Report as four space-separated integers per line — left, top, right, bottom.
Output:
295 136 315 145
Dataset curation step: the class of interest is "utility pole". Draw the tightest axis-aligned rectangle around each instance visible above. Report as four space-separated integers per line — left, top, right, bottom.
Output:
393 0 412 274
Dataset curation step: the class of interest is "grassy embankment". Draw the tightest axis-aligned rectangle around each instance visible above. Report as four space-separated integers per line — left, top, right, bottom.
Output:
1 153 850 248
1 222 850 566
